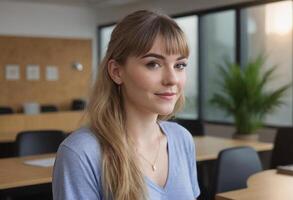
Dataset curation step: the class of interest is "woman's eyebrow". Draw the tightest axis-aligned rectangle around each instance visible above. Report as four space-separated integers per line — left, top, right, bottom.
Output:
141 53 165 60
141 53 186 61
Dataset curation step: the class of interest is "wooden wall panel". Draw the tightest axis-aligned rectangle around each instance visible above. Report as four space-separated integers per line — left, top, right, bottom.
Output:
0 111 86 142
0 35 92 111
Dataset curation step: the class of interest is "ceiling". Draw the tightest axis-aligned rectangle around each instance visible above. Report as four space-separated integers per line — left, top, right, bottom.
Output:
0 0 146 8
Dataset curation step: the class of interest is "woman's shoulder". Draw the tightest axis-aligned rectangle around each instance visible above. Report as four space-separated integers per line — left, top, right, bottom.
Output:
159 120 194 148
53 127 103 198
58 127 101 161
62 127 98 145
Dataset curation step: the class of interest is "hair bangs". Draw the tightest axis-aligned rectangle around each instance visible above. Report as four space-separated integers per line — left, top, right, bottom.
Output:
126 14 189 58
159 18 189 57
127 24 159 58
161 30 189 58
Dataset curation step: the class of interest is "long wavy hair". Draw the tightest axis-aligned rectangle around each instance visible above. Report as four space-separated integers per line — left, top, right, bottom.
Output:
87 10 189 200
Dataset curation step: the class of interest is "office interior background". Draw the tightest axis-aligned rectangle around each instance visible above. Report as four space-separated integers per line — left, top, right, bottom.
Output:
0 0 292 138
0 0 292 199
0 0 293 140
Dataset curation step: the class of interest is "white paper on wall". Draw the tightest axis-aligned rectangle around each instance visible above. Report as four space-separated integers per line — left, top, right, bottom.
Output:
5 64 20 80
46 65 59 81
26 65 40 80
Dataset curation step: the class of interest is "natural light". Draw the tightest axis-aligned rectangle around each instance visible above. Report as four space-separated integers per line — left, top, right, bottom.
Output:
265 1 293 35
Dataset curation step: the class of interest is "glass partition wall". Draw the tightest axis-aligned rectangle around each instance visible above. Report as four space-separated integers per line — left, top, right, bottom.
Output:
201 10 236 122
99 25 115 60
174 16 198 119
241 0 293 126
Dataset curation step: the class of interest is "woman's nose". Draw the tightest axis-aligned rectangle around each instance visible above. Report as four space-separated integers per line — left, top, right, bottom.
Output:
162 67 178 86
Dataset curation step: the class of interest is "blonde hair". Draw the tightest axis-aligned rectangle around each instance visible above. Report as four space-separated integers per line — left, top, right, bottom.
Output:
87 10 189 200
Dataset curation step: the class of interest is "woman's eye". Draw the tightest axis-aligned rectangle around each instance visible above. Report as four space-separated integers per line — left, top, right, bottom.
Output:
146 61 160 69
175 63 187 70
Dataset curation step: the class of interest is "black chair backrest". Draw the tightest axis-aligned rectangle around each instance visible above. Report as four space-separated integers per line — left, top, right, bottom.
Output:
271 127 293 169
40 105 58 113
71 99 86 111
174 119 204 136
15 130 65 157
0 106 13 114
212 146 262 195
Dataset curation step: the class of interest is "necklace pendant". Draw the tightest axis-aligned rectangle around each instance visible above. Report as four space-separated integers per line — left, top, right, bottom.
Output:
152 165 156 171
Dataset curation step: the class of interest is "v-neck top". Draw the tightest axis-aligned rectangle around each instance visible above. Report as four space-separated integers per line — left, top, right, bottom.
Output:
52 121 200 200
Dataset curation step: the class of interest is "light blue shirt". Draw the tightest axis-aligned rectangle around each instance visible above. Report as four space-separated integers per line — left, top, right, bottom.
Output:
52 121 200 200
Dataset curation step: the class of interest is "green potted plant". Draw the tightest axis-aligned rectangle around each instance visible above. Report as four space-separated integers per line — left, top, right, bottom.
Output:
210 56 291 140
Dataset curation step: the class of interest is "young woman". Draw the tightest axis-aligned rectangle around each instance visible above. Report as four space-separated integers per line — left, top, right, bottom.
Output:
53 10 200 200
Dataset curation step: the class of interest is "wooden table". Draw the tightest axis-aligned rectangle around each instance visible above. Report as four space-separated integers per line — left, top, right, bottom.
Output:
195 136 273 162
0 154 54 190
0 136 272 191
0 111 86 142
216 169 293 200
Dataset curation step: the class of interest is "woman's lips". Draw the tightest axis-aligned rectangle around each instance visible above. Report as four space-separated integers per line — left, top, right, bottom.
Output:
155 92 177 100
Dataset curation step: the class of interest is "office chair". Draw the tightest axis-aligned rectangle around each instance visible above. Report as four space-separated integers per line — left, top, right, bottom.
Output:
40 105 58 113
0 106 13 114
211 146 262 197
15 130 65 157
174 118 205 136
271 127 293 169
71 99 86 111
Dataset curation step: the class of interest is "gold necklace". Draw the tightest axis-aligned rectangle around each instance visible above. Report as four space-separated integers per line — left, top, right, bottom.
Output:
136 134 161 172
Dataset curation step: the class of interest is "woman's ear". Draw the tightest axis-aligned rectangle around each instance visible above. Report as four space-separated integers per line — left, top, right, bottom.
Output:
107 59 123 85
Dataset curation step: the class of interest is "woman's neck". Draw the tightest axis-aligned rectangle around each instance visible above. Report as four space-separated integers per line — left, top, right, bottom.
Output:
125 111 161 149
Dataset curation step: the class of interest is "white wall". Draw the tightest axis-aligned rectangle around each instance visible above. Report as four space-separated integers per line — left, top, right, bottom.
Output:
0 1 98 79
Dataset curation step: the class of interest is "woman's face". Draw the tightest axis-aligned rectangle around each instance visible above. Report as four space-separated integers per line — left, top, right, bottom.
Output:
119 36 187 116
